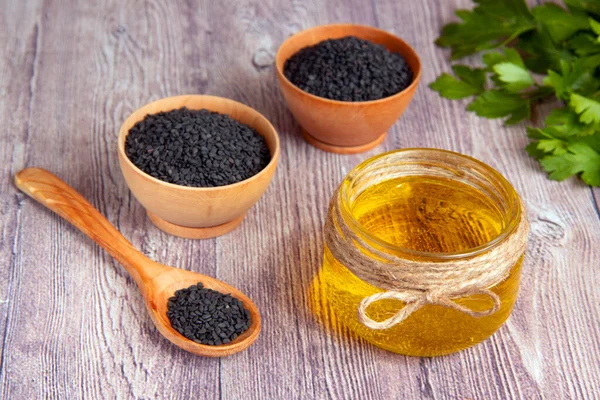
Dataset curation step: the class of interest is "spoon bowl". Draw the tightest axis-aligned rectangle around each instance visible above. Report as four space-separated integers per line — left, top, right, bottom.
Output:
14 167 261 357
142 261 261 356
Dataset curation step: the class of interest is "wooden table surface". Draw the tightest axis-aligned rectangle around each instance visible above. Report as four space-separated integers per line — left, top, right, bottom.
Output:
1 0 599 399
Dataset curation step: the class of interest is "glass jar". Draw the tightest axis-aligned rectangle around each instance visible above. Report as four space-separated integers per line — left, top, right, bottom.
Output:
321 149 528 356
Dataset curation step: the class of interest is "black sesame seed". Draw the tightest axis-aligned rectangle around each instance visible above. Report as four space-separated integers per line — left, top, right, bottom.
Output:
283 36 413 102
125 107 271 187
166 282 251 346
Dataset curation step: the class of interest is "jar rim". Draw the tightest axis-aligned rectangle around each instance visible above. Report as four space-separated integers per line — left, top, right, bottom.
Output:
339 148 523 260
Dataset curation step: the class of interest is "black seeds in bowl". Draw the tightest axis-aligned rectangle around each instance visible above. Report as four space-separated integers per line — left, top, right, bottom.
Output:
283 35 413 102
125 107 271 187
167 282 251 346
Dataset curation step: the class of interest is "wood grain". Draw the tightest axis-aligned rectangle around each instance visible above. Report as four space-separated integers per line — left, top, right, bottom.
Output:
1 0 599 399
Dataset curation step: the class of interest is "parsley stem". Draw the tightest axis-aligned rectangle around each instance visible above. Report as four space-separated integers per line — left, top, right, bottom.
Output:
522 86 555 101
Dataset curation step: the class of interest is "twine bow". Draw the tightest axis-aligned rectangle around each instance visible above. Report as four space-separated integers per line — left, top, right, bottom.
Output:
357 287 500 330
324 182 529 331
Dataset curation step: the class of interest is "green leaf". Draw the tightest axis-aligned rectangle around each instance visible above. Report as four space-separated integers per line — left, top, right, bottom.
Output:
436 0 535 59
531 3 589 42
540 141 600 185
590 18 600 36
581 133 600 152
526 127 570 155
569 33 600 55
493 62 535 91
526 126 545 140
451 65 487 89
526 141 548 159
483 49 530 83
571 93 600 124
467 89 530 124
518 29 571 73
545 107 595 136
543 59 600 100
483 52 508 69
483 48 525 70
432 0 600 187
565 0 600 17
429 65 487 99
530 121 600 186
429 74 483 99
545 108 577 127
543 70 568 100
578 53 600 69
537 138 570 155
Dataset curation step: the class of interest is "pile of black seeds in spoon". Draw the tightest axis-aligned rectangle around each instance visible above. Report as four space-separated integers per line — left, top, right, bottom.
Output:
284 36 413 102
125 107 271 187
167 282 251 346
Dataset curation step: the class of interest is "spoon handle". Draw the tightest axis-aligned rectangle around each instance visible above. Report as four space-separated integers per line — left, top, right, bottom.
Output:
14 168 162 286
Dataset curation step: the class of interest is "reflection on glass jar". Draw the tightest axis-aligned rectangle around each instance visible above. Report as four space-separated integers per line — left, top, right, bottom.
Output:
321 149 528 356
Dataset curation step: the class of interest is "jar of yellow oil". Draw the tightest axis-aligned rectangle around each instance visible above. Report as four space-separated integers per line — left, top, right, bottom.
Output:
321 149 528 356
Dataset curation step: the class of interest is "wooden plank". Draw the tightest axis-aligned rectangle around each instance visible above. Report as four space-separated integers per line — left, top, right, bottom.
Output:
1 0 220 398
0 1 45 398
594 188 600 221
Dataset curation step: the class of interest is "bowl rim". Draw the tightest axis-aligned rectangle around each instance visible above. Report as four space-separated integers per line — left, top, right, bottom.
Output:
275 23 422 106
118 94 281 192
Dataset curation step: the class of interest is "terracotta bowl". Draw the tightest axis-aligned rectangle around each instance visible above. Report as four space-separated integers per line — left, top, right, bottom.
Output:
275 24 421 154
118 95 280 239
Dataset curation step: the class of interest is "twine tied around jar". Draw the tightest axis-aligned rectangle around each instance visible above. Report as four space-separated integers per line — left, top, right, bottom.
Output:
323 188 529 330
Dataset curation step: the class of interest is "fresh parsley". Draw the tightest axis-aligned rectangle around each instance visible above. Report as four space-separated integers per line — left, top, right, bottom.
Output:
431 0 600 186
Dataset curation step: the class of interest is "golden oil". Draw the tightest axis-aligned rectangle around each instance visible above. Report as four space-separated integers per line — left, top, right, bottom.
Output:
321 175 523 356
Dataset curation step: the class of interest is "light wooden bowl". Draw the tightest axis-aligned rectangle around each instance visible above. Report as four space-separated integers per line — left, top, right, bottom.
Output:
275 24 421 154
118 95 280 239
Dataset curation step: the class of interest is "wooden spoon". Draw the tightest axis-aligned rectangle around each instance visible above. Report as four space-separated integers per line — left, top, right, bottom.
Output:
14 167 261 357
